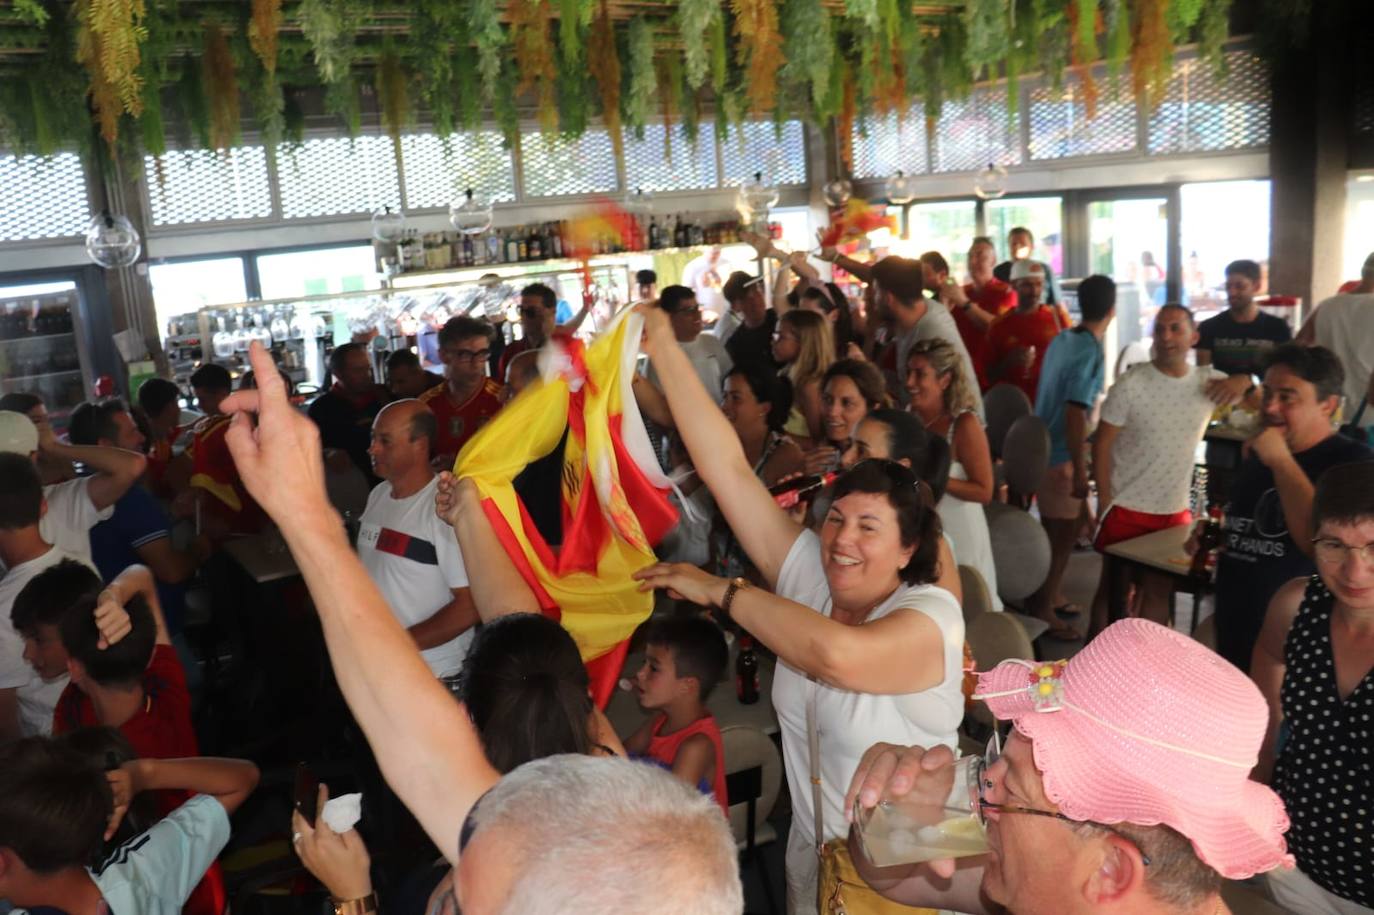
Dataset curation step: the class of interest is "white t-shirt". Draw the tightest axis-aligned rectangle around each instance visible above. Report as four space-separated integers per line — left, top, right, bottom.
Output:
772 529 964 847
88 794 228 915
0 547 90 736
0 478 110 580
647 333 733 400
895 302 985 419
358 476 473 678
1312 294 1374 427
1098 363 1226 514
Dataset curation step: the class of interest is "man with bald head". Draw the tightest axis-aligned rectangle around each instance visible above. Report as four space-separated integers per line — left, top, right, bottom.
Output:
358 400 477 683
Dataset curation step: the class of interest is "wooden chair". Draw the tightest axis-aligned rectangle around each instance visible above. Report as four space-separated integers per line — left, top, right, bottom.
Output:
984 383 1032 459
958 564 995 623
722 725 783 915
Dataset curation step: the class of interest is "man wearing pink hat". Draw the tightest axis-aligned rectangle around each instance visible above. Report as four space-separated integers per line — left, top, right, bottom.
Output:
845 618 1294 914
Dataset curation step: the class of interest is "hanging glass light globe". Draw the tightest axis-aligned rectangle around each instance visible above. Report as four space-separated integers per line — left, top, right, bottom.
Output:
85 211 141 269
371 205 408 243
822 177 853 208
449 188 494 235
625 186 655 218
974 163 1009 200
739 171 780 217
885 170 917 205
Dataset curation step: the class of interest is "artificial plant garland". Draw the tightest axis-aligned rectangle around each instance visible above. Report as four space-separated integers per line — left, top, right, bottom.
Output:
963 0 1010 79
658 50 684 162
74 0 148 145
1131 0 1173 108
677 0 718 91
510 0 558 136
202 24 240 150
249 0 282 74
172 54 210 148
731 0 782 114
324 75 361 137
1198 0 1231 75
558 0 592 69
298 0 365 85
780 0 833 117
555 43 590 137
467 0 506 104
625 15 655 139
413 0 462 142
587 1 622 164
13 0 49 27
376 49 410 172
1067 0 1099 119
709 8 728 95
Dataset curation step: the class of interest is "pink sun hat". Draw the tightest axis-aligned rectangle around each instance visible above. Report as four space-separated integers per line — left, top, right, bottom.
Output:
972 618 1294 880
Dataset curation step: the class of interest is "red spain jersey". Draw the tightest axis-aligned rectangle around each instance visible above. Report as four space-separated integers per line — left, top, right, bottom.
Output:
189 414 263 534
419 378 505 463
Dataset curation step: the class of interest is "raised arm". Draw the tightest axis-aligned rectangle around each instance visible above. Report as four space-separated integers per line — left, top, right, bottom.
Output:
101 563 170 646
1251 426 1317 557
222 342 499 865
36 422 145 511
120 756 260 816
437 472 542 621
639 305 803 587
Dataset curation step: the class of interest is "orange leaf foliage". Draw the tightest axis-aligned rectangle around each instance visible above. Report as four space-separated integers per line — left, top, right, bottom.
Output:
249 0 282 74
1130 0 1172 109
203 24 241 150
589 2 623 165
731 0 782 114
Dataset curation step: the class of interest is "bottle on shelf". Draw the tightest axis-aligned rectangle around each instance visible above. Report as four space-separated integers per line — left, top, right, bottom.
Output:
505 229 520 264
528 225 543 261
487 231 504 264
1189 504 1225 580
550 221 564 259
736 635 760 705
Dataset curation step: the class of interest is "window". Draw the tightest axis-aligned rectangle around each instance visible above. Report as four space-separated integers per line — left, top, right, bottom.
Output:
256 245 381 300
145 147 274 226
1148 52 1270 155
850 107 927 180
148 257 248 334
622 123 720 193
984 196 1064 276
1028 80 1137 160
277 136 401 219
1180 180 1270 313
520 129 619 197
720 120 808 187
400 131 516 209
932 87 1022 173
1 153 92 241
904 201 978 282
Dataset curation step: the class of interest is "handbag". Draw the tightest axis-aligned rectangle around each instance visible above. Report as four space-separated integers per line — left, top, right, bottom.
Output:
1339 397 1372 445
809 679 937 915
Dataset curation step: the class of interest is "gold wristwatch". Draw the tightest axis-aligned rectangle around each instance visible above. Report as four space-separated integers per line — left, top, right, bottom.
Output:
332 893 378 915
721 576 751 619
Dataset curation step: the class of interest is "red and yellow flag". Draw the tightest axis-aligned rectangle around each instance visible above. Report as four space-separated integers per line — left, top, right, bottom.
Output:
455 309 676 707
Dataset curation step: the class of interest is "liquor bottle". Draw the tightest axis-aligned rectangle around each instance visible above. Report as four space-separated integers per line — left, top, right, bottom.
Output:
529 225 543 261
550 222 564 259
505 230 520 264
648 216 661 250
767 471 839 509
517 228 529 262
461 234 475 266
690 218 704 247
488 232 503 264
1189 505 1225 580
736 636 760 705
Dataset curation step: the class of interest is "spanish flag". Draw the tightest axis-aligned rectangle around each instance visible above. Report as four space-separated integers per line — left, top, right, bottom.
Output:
455 309 677 707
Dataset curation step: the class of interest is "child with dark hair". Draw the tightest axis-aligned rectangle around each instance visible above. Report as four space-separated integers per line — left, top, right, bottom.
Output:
625 614 730 815
0 736 258 915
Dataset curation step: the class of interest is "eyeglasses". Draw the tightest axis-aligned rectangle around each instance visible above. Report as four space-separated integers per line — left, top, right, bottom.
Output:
669 304 701 316
1311 537 1374 566
443 347 491 364
975 733 1152 866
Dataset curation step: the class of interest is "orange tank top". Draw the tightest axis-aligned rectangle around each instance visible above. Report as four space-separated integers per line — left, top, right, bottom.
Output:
645 713 729 816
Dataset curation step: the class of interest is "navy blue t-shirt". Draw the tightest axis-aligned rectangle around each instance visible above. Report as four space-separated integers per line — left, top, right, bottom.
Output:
88 486 186 634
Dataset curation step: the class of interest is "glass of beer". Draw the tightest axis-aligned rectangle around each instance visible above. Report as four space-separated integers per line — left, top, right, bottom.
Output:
852 754 989 867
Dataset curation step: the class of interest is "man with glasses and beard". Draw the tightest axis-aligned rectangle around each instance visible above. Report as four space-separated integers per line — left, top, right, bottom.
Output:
420 316 503 469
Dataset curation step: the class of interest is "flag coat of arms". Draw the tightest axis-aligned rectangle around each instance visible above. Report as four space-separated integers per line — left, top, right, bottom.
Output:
455 308 677 706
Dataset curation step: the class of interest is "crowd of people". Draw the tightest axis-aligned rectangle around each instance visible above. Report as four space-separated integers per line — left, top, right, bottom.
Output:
0 226 1371 915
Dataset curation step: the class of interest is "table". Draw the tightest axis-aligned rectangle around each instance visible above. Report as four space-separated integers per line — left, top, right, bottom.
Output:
606 646 780 738
1104 523 1211 631
222 531 301 584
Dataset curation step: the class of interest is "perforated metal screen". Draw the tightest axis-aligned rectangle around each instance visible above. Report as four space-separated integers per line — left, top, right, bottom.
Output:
400 131 516 209
144 147 274 226
850 107 928 179
276 136 401 219
0 153 92 241
622 123 720 192
1028 77 1138 160
520 129 619 198
1147 52 1270 155
933 87 1023 173
720 121 808 186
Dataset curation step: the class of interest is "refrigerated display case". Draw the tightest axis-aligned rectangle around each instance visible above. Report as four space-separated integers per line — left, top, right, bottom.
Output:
0 288 92 425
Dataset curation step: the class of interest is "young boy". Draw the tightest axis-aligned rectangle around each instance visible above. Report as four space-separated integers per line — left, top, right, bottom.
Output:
624 615 730 815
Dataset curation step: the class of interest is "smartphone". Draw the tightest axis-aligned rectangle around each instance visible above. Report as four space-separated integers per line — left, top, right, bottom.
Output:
294 762 320 827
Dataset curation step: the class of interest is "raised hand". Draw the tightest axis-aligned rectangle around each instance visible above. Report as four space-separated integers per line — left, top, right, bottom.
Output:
632 561 729 608
93 589 133 650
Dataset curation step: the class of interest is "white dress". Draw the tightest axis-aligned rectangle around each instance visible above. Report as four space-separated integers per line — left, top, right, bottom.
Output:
935 413 1002 612
772 530 965 914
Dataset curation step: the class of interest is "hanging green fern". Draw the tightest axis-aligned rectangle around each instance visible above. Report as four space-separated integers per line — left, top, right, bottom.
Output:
493 56 521 150
283 87 305 147
324 75 361 137
252 66 285 152
555 46 591 137
681 82 700 146
14 0 50 27
413 0 461 140
962 0 1009 77
138 56 165 156
625 15 655 139
1167 0 1206 41
455 42 481 131
843 0 878 33
1198 0 1232 76
588 1 622 163
202 24 240 150
468 0 506 104
677 0 719 91
558 0 592 68
173 54 210 148
376 50 411 174
298 0 365 85
780 0 832 117
709 9 728 95
1104 0 1131 93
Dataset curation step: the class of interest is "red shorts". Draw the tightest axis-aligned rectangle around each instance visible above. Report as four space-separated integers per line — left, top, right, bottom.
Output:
1094 505 1193 552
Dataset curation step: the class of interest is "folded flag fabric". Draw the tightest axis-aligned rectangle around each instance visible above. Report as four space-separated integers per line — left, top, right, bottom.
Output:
819 198 896 248
455 308 677 707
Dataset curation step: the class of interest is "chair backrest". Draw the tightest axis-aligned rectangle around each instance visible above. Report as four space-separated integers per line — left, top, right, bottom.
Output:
983 383 1032 457
1001 414 1051 497
1192 613 1217 651
984 501 1051 602
720 725 783 847
965 612 1036 729
958 564 994 622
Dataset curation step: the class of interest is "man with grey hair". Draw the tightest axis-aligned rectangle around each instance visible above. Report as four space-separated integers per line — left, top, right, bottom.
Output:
358 399 477 682
217 343 743 913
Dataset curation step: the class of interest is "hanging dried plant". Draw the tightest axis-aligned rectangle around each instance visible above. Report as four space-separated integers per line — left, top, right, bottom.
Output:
732 0 783 114
75 24 123 144
468 0 507 104
678 0 719 90
837 68 856 176
1067 0 1099 119
1131 0 1173 109
74 0 149 144
588 2 623 164
249 0 282 74
781 0 833 116
510 0 558 136
202 24 240 150
376 50 410 173
298 0 365 85
625 15 656 138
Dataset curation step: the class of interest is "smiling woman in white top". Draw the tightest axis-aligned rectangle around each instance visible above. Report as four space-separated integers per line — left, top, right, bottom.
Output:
633 305 965 915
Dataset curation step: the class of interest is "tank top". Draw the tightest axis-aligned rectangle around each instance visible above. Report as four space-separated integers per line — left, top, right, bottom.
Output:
1273 575 1374 908
644 713 730 817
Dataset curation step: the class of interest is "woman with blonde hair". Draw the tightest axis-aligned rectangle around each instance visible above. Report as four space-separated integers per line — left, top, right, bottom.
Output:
905 337 1003 613
772 309 834 443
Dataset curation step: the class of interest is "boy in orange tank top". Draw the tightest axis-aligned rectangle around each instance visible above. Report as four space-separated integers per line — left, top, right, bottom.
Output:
623 615 730 815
